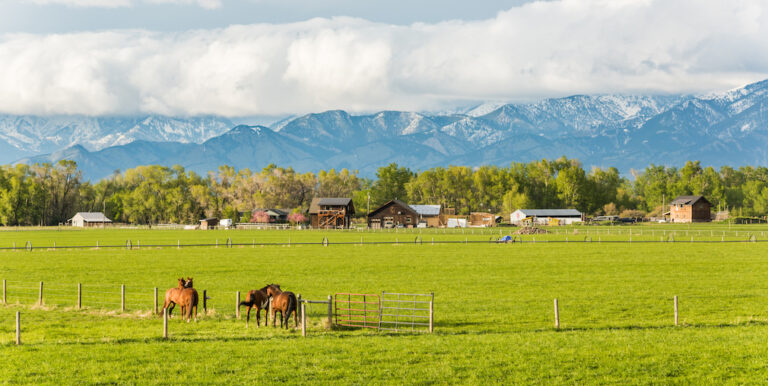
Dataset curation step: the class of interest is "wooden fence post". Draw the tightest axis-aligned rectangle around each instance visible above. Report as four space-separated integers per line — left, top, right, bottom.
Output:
38 281 43 305
301 302 307 337
153 287 158 314
674 295 679 326
15 311 21 345
163 308 168 339
297 294 302 324
327 295 333 328
77 283 82 309
236 291 240 319
203 289 207 314
121 284 126 312
429 293 434 333
554 298 560 329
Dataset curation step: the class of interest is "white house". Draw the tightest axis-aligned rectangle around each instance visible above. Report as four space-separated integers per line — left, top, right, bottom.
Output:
70 212 112 227
510 209 583 225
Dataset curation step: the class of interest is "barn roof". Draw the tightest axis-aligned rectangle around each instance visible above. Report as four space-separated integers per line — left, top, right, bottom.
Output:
410 205 441 216
514 209 582 217
670 195 710 206
72 212 112 222
309 198 354 214
367 199 418 217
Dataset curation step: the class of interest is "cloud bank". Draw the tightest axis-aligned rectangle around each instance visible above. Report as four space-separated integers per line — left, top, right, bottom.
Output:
1 0 767 116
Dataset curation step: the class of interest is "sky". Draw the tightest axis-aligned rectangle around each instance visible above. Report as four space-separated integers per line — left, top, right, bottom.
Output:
0 0 767 117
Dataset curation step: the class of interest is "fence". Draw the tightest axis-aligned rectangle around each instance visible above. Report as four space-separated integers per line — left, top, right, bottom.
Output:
334 293 381 329
379 292 434 333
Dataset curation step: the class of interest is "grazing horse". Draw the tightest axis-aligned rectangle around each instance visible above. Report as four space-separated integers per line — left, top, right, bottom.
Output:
238 286 271 327
160 278 186 317
265 284 298 329
178 277 199 323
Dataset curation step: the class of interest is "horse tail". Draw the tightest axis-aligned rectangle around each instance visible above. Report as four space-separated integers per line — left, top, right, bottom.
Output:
239 292 253 308
288 293 298 328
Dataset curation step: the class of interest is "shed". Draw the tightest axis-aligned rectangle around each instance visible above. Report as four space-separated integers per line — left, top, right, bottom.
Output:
200 218 219 230
669 195 712 223
510 209 583 226
70 212 112 228
308 198 355 228
368 199 420 229
410 204 443 227
252 208 290 223
469 212 500 227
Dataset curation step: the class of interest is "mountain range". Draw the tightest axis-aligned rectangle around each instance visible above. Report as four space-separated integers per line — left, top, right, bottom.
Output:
9 78 768 180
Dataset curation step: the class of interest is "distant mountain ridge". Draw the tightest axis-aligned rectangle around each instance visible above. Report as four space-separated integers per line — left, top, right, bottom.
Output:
11 78 768 180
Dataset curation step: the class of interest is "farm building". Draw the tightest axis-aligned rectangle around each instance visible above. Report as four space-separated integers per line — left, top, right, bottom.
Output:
469 212 501 227
309 198 355 228
200 218 219 230
252 208 290 223
368 199 420 229
509 209 584 226
69 212 112 228
410 205 443 227
668 195 712 223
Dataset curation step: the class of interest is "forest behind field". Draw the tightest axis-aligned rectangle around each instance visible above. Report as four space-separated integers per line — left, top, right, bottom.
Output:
0 157 764 226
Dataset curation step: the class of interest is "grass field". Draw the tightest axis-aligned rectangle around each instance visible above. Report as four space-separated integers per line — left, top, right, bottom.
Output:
2 225 768 383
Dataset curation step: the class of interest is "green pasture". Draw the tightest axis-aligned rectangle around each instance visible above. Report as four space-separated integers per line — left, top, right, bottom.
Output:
2 226 768 383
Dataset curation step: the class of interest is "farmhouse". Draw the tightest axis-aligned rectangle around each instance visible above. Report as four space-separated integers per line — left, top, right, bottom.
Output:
309 198 355 228
410 204 443 227
509 209 583 226
668 195 712 223
252 208 290 223
69 212 112 227
368 199 420 229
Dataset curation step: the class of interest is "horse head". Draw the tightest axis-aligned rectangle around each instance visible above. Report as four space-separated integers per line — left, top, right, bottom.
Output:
177 277 186 288
265 284 282 297
185 277 194 288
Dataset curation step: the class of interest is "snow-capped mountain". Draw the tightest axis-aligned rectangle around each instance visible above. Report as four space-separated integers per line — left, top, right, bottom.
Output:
0 115 235 162
10 78 768 180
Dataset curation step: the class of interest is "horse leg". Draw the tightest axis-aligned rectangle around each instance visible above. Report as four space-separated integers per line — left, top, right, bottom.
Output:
246 306 252 328
194 304 198 322
168 302 175 318
271 309 277 327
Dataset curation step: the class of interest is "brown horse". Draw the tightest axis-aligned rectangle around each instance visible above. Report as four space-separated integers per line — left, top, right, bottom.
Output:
178 277 199 323
265 284 298 329
238 287 270 327
160 278 186 317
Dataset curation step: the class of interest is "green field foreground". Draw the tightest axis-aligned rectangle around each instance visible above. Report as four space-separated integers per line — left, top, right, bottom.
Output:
2 228 768 383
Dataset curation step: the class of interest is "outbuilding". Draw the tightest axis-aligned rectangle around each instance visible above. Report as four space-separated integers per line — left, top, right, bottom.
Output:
368 199 420 229
70 212 112 228
308 198 355 228
509 209 583 226
669 195 712 223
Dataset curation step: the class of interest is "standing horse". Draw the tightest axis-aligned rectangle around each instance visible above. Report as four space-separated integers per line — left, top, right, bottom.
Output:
178 277 199 323
238 286 270 327
160 278 186 317
265 284 298 329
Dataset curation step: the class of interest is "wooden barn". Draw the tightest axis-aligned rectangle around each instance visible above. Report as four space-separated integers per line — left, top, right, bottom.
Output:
309 198 355 228
668 195 712 223
368 199 420 229
410 205 443 227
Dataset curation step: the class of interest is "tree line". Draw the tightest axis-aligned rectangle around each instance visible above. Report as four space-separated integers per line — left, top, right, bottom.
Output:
0 157 765 226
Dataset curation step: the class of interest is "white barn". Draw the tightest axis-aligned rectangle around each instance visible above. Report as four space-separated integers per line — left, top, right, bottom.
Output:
510 209 583 225
70 212 112 227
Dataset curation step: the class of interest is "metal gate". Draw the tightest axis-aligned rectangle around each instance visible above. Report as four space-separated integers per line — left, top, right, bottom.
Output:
379 292 433 333
334 293 380 329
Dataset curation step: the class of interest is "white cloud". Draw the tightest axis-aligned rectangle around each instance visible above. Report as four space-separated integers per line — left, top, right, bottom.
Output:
2 0 768 116
22 0 221 8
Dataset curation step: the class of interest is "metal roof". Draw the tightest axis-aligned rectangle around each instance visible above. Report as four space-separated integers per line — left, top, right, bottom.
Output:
515 209 582 217
72 212 112 222
410 205 441 216
308 197 355 214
